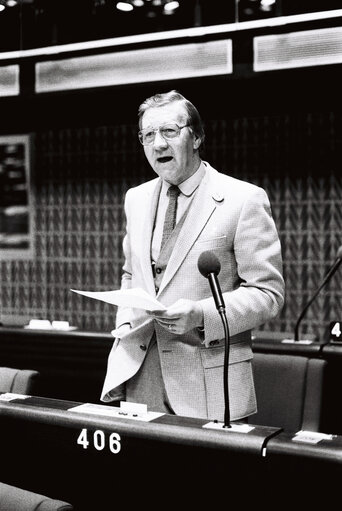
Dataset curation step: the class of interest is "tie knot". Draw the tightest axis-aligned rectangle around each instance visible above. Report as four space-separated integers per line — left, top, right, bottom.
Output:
168 185 180 198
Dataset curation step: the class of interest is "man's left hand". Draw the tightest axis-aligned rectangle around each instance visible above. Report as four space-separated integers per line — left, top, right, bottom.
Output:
148 299 204 335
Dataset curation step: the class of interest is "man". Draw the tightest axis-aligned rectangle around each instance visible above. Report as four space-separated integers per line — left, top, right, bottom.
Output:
101 90 285 422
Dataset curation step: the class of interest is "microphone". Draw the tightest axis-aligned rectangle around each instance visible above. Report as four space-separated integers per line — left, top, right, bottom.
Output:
197 251 225 312
198 251 231 428
294 245 342 341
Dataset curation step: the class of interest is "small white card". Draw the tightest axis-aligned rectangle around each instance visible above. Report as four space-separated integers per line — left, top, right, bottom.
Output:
282 339 313 345
25 319 53 329
292 430 335 444
203 421 255 433
0 393 30 401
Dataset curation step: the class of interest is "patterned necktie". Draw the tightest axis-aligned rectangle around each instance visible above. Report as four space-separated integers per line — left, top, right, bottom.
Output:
160 185 181 250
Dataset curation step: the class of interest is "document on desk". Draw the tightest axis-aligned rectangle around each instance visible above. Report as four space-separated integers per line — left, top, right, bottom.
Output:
70 287 166 312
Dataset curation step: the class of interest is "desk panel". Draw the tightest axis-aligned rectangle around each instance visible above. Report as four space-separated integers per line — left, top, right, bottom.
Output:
264 431 342 507
320 343 342 434
2 394 342 509
0 395 279 510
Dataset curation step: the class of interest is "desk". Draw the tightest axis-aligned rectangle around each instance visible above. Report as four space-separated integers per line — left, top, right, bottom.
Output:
2 326 342 434
0 394 279 510
264 431 342 507
2 394 342 509
0 326 113 402
252 330 324 357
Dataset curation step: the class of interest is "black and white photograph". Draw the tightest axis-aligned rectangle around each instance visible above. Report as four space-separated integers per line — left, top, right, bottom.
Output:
0 1 341 510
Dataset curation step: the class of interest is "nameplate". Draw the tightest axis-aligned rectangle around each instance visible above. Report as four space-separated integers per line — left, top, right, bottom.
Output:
69 402 164 422
292 430 335 444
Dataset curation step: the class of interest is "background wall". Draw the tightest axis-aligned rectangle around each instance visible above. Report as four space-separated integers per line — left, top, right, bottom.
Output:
0 71 341 340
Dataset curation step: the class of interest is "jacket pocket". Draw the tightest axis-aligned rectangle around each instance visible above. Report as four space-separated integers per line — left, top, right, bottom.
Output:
192 235 227 253
200 342 253 368
200 342 256 421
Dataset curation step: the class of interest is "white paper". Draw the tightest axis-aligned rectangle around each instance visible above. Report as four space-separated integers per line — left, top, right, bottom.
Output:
68 402 164 422
70 287 166 312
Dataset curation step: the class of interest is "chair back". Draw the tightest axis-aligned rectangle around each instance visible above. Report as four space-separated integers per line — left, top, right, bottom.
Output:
0 367 39 395
0 482 73 510
251 353 326 432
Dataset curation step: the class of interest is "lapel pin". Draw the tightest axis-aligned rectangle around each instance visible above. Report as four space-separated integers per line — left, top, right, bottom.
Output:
212 192 224 203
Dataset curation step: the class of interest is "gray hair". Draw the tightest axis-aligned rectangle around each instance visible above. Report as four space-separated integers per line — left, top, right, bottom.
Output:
138 90 205 148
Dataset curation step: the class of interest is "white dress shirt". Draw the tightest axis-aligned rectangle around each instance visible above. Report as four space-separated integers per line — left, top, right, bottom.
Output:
151 161 206 262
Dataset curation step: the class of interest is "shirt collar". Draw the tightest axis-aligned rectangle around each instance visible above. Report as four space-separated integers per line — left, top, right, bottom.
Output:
163 161 206 197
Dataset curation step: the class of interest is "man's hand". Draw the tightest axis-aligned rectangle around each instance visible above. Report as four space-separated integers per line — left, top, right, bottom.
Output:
110 323 131 339
148 299 204 335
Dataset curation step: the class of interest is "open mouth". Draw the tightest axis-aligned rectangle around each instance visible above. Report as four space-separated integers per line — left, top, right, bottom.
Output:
157 156 173 163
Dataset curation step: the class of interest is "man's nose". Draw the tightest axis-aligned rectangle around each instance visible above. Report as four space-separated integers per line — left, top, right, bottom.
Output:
153 130 168 149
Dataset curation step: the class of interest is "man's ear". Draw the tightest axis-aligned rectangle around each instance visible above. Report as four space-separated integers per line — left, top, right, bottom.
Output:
193 134 201 151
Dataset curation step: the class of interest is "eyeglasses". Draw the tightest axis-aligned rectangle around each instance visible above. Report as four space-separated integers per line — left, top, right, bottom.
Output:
138 123 189 146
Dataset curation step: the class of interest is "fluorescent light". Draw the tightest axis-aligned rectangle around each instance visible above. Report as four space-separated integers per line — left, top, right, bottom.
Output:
0 65 19 96
260 0 276 7
254 26 342 72
116 2 134 12
0 5 6 12
36 40 232 92
164 1 179 12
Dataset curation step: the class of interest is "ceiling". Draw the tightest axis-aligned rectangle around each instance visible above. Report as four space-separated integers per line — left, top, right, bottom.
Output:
0 0 340 52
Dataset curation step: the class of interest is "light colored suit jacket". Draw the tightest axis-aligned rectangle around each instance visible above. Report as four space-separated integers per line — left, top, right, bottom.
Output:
101 162 285 421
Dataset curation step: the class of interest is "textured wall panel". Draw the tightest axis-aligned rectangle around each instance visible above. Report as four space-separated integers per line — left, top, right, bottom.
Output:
0 113 341 341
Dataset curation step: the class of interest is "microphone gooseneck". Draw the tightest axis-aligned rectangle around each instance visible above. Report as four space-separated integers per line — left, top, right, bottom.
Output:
294 245 342 341
198 251 231 428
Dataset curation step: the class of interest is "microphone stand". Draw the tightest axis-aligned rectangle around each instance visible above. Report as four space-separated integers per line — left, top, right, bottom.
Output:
207 274 231 428
294 256 342 341
219 307 231 428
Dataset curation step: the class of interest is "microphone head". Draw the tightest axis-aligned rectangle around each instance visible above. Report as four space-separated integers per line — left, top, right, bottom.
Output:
197 251 221 278
337 246 342 259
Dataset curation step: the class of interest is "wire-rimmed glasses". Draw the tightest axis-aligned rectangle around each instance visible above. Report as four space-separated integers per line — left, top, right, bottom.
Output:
138 123 189 146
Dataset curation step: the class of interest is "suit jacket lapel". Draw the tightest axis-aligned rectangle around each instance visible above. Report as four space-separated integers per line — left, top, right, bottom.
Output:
158 166 221 296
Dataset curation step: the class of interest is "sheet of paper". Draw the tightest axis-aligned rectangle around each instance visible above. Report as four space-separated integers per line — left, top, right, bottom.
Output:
70 287 166 312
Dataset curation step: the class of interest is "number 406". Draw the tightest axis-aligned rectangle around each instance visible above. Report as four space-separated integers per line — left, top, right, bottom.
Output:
77 428 121 454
